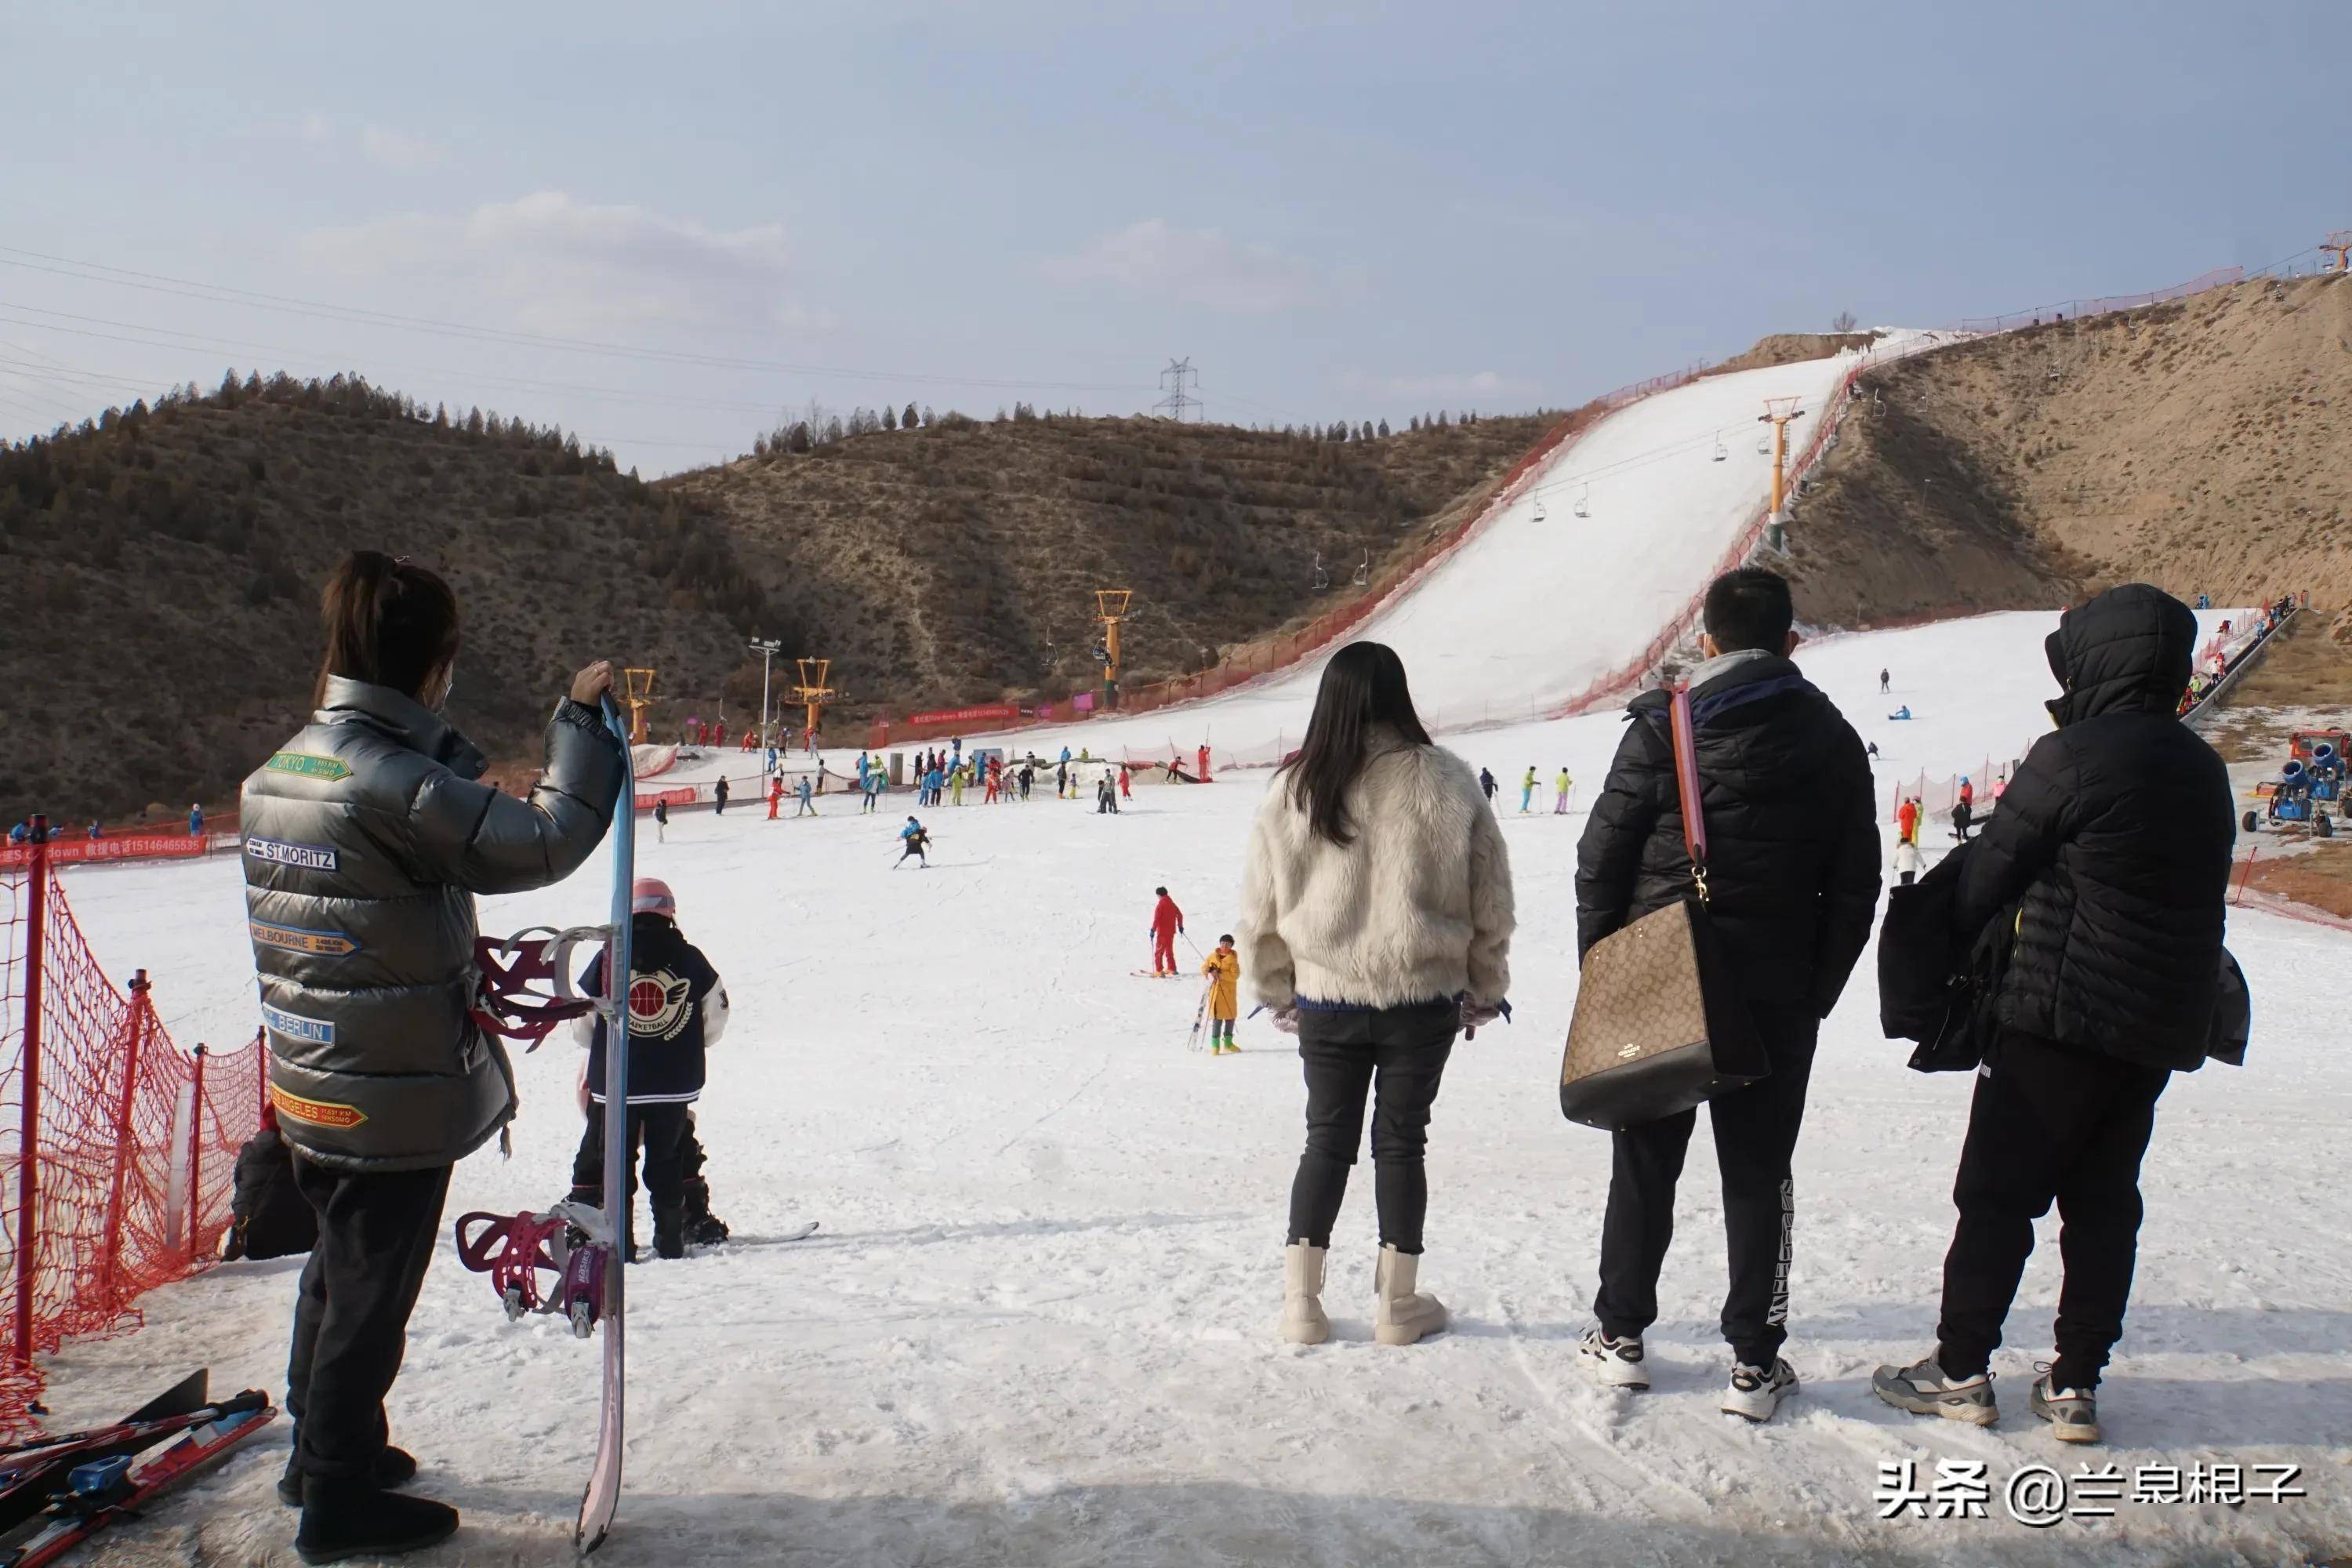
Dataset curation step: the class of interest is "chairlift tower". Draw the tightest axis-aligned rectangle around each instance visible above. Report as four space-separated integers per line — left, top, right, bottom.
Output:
1154 358 1200 423
620 667 657 744
789 657 836 753
1759 396 1806 552
1094 590 1133 709
746 638 783 760
2325 231 2352 274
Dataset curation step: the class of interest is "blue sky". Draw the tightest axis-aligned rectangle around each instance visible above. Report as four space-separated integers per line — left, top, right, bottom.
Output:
4 0 2346 474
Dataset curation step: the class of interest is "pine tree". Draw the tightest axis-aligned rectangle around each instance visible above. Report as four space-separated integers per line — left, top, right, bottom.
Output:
1377 419 1390 437
904 401 920 430
883 405 898 430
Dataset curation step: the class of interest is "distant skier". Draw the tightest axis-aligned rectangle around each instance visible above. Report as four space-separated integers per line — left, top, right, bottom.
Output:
572 877 728 1263
1120 765 1133 802
188 802 205 837
1520 766 1537 814
654 797 670 843
1056 760 1069 800
767 777 784 820
1554 767 1574 815
713 775 731 815
1897 797 1921 846
895 816 931 868
950 765 967 808
1951 797 1973 843
1150 886 1185 975
1888 704 1912 720
1879 669 1891 695
1200 935 1241 1054
861 770 882 814
1867 741 1880 760
1198 743 1212 782
796 775 817 817
1958 777 1975 811
1894 836 1920 887
1097 771 1118 814
1479 767 1497 804
1018 764 1034 802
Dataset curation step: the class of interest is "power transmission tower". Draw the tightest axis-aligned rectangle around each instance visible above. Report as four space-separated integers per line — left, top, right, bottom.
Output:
1154 358 1200 423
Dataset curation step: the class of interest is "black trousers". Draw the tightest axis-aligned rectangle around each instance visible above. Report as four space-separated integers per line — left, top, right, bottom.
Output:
285 1156 452 1484
1287 1000 1457 1254
568 1102 693 1226
1936 1030 2169 1390
1593 1006 1817 1367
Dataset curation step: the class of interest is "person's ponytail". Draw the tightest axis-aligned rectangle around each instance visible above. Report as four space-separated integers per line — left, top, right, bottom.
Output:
314 550 462 705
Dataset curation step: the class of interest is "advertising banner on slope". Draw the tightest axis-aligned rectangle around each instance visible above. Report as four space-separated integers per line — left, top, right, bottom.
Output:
905 704 1021 728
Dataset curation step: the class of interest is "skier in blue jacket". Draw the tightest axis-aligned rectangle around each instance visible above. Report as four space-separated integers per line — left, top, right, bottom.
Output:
896 815 931 868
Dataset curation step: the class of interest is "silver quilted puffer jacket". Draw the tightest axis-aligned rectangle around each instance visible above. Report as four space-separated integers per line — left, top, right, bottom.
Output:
241 677 624 1171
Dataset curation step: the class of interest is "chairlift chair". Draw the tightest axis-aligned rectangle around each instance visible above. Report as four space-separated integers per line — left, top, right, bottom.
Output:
1573 485 1591 519
1712 430 1727 462
1532 495 1548 522
1755 430 1773 455
1311 551 1329 592
1352 550 1370 586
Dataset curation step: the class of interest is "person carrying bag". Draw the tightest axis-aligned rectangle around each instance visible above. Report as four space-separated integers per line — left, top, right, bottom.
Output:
1567 568 1879 1422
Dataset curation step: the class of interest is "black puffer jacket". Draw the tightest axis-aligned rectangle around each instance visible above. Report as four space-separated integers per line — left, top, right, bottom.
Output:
1953 585 2234 1071
1577 653 1882 1016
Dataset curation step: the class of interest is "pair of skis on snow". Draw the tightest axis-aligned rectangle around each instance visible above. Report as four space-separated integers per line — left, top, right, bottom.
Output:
0 1370 275 1567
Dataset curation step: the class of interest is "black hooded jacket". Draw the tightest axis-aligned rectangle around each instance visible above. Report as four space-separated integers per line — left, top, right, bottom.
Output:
1953 585 2233 1071
1576 652 1882 1016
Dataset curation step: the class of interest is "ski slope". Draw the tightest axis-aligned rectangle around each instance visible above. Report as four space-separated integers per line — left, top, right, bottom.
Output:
993 343 1919 768
45 610 2351 1568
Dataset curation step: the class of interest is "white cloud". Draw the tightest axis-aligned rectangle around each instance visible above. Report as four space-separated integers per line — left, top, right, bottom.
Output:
1044 219 1328 314
357 124 447 174
1342 368 1541 403
300 192 809 336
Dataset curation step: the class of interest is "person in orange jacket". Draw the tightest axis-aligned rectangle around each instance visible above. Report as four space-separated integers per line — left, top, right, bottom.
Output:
1119 765 1133 801
1896 796 1920 846
1200 935 1240 1054
1149 887 1185 975
768 776 784 820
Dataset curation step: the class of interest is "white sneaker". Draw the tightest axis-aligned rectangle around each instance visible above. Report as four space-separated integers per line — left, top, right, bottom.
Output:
1576 1327 1650 1390
1722 1358 1799 1422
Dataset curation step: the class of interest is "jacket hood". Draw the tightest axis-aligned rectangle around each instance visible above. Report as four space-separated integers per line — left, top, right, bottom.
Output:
316 676 489 781
2042 584 2195 727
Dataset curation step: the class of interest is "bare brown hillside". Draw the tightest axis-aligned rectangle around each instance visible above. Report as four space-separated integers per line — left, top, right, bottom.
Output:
0 376 786 824
1787 274 2352 624
0 383 1548 824
666 412 1551 712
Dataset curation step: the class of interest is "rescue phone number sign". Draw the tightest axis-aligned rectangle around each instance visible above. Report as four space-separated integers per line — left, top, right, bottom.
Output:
903 704 1020 728
0 833 209 869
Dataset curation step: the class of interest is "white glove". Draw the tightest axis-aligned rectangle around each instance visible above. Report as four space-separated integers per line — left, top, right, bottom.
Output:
1461 1000 1502 1029
1269 1007 1301 1036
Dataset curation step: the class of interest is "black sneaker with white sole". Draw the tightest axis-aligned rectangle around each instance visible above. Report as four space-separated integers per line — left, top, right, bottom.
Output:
1722 1357 1798 1421
1576 1327 1649 1390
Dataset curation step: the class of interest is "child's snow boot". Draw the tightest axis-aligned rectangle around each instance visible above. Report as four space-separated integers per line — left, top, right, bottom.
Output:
1372 1244 1447 1346
1280 1243 1330 1345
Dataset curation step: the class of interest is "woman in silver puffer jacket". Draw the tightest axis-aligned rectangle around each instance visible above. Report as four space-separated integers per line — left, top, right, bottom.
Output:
241 550 622 1562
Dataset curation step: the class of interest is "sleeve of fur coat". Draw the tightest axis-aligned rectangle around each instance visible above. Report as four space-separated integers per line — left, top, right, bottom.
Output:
1236 790 1295 1009
1463 769 1516 1004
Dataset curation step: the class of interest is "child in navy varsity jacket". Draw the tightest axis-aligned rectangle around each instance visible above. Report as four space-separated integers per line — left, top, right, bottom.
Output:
566 877 729 1259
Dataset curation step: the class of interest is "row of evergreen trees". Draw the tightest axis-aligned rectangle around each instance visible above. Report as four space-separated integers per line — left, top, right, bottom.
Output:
746 400 1501 459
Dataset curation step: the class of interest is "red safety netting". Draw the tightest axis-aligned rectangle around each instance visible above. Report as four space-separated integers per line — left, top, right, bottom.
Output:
0 826 264 1437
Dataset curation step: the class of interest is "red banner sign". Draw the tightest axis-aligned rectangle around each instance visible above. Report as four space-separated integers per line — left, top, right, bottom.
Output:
633 786 699 812
903 704 1020 728
0 833 210 869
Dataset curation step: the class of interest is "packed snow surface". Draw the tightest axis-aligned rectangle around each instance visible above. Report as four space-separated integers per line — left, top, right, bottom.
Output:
47 609 2351 1566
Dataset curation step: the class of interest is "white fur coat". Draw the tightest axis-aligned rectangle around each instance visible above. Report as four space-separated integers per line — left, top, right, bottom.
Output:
1237 731 1514 1010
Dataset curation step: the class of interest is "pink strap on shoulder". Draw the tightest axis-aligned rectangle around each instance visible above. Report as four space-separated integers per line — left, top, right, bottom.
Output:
1668 684 1708 894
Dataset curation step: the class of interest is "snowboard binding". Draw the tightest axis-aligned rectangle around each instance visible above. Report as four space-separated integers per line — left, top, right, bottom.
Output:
454 1203 617 1339
469 924 615 1048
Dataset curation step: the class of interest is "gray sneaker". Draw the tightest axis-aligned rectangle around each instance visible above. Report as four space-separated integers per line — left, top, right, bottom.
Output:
2030 1374 2100 1443
1872 1355 1998 1426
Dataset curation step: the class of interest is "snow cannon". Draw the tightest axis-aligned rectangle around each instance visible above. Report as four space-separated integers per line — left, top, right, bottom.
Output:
2292 731 2347 801
2250 756 2335 837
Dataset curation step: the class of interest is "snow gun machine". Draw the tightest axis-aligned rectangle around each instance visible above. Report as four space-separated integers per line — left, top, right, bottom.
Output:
2245 730 2347 837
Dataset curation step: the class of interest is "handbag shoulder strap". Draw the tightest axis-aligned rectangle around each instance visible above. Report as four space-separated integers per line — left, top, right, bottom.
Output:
1667 683 1709 903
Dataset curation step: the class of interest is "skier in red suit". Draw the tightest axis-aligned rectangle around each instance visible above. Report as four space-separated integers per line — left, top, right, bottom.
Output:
1149 887 1185 976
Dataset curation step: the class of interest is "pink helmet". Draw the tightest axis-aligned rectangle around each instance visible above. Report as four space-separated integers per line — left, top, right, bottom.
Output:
630 877 677 916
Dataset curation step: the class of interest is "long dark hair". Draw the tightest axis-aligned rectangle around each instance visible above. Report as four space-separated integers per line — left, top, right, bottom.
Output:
1282 641 1432 846
315 550 461 705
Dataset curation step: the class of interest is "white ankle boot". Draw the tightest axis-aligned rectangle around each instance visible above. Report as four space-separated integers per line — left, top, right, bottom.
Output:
1280 1243 1330 1345
1373 1244 1448 1345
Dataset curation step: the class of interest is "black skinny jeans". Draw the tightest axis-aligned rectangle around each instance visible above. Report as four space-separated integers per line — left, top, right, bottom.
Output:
1287 1000 1457 1255
285 1156 451 1484
1936 1029 2169 1391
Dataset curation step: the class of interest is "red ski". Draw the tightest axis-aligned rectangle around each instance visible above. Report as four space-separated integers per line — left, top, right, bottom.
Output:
0 1392 276 1566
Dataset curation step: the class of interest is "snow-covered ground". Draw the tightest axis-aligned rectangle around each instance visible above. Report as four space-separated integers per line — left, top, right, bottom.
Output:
45 608 2351 1567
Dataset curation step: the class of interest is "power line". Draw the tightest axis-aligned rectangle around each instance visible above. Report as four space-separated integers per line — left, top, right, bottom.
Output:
0 245 1160 394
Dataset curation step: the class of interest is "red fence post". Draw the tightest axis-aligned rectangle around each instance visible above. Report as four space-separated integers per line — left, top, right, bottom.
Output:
12 815 48 1371
96 970 150 1315
185 1044 207 1261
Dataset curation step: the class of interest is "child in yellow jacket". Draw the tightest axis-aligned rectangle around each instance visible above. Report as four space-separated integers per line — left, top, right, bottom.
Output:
1201 935 1241 1054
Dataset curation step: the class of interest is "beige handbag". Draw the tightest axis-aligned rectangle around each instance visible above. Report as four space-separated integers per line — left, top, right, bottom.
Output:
1559 684 1766 1131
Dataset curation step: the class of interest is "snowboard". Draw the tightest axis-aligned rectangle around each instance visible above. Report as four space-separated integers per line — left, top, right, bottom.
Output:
579 697 637 1555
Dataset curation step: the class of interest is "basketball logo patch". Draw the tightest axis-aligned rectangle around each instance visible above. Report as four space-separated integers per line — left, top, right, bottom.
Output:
626 970 695 1040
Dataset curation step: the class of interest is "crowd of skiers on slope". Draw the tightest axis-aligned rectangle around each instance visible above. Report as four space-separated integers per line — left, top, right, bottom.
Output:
226 551 2241 1561
1239 572 2240 1446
